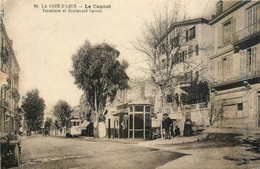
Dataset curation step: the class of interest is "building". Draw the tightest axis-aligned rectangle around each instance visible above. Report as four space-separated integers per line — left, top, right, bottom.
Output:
0 18 21 133
105 89 128 138
105 81 154 139
210 0 260 128
154 17 214 134
112 101 152 139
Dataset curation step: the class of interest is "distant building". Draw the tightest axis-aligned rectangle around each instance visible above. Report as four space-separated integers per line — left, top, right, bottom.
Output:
210 0 260 128
0 18 21 133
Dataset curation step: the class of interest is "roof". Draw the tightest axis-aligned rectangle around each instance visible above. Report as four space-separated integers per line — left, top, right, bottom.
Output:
156 18 209 47
209 0 250 25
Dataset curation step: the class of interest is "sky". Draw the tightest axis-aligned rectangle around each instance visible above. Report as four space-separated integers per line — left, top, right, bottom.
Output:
1 0 216 110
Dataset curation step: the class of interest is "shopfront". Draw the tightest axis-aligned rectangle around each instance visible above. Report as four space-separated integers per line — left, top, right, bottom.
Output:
113 102 152 139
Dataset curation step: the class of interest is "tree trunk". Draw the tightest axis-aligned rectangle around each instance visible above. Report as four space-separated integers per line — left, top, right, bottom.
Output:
94 87 99 138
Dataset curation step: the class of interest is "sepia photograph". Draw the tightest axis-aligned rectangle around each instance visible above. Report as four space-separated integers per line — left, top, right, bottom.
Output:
0 0 260 168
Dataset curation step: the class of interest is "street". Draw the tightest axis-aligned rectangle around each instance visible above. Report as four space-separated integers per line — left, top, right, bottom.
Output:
6 130 260 169
10 135 187 169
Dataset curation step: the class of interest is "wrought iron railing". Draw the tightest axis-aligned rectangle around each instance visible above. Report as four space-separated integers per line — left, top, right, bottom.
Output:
214 69 260 85
234 20 260 43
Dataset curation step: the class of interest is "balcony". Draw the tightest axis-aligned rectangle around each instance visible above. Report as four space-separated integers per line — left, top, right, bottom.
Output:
213 69 260 91
233 21 260 49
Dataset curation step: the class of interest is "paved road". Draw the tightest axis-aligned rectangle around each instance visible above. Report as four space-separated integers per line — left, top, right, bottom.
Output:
9 135 187 169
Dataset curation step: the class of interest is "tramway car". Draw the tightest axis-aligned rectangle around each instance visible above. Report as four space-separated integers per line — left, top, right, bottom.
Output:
66 118 81 137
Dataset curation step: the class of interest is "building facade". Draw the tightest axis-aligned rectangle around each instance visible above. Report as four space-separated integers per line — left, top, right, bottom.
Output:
210 0 260 128
154 18 214 134
0 18 21 133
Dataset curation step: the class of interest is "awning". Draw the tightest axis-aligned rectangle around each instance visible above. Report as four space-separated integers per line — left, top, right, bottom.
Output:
80 120 90 129
169 113 182 120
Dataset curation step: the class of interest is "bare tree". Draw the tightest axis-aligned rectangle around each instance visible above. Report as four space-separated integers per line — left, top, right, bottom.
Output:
209 97 224 125
132 3 214 112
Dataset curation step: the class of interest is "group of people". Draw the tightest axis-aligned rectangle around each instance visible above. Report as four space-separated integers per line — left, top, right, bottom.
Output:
42 128 50 137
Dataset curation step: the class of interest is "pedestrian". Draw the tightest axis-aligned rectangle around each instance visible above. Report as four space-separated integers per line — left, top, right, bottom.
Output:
175 125 180 136
170 125 174 138
184 119 192 136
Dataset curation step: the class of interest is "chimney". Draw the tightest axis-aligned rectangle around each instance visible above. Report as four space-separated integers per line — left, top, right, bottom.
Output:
216 0 223 16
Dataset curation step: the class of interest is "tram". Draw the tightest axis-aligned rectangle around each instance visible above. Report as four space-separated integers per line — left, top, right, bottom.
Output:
66 118 82 137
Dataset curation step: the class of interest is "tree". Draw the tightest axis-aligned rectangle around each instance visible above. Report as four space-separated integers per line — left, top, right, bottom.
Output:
209 94 224 125
132 3 214 112
53 100 72 129
44 118 53 129
70 41 129 135
21 89 45 135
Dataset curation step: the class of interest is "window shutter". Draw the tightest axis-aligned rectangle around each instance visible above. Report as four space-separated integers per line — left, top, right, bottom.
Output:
257 4 260 23
231 18 236 42
186 30 188 42
256 46 259 72
240 50 245 77
246 49 250 73
217 26 223 47
184 50 187 61
217 60 222 81
252 46 257 72
195 45 199 56
228 57 233 80
188 46 192 58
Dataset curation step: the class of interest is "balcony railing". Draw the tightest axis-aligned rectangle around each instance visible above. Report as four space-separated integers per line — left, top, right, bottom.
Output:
214 69 260 86
234 21 260 44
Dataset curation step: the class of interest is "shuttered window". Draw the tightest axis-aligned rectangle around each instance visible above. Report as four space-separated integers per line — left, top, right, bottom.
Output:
247 3 259 35
240 46 258 77
218 18 236 47
188 46 193 58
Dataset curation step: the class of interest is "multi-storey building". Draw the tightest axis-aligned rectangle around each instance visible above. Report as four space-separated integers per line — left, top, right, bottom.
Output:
154 18 214 133
0 18 21 133
210 0 260 128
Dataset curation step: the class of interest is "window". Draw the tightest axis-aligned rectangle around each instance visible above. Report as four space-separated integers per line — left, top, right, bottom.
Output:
237 103 243 110
145 106 150 112
186 30 189 42
240 46 258 76
171 36 179 49
188 46 193 58
166 94 173 103
180 51 184 62
135 106 144 112
189 27 196 40
195 45 199 55
217 56 232 81
247 3 259 35
186 26 196 42
223 21 232 45
218 18 236 47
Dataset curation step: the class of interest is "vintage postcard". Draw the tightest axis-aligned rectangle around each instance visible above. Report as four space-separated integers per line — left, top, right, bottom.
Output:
1 0 260 168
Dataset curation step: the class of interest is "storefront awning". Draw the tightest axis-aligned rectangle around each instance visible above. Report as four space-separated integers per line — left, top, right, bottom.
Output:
169 113 182 120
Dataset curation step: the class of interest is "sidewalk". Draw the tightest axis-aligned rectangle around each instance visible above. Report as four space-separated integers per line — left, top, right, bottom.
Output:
138 131 208 149
82 136 146 144
136 126 260 169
